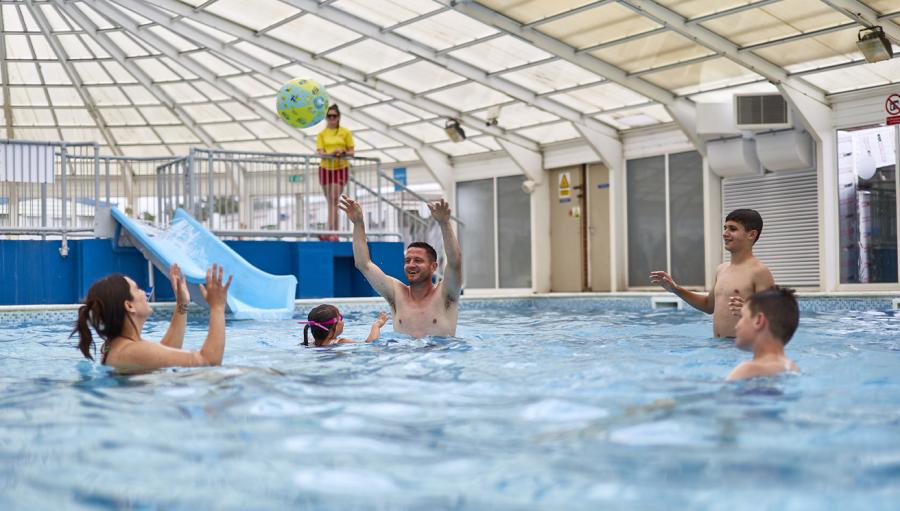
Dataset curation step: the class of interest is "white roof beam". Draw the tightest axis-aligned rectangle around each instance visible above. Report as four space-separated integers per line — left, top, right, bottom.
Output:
280 0 620 138
617 0 827 103
106 0 463 174
73 0 317 152
576 27 667 54
138 0 540 151
54 0 217 149
686 0 782 25
382 6 451 32
435 32 504 55
0 7 14 138
524 1 614 29
26 1 121 151
629 54 719 77
820 0 900 45
739 21 857 52
449 0 703 152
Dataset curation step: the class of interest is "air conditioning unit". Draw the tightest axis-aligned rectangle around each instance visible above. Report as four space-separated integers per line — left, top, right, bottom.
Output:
707 138 763 178
734 93 792 130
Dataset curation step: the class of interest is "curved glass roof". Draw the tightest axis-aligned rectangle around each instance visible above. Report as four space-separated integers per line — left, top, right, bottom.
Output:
1 0 898 160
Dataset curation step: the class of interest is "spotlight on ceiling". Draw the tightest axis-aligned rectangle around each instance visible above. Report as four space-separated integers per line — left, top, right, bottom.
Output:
444 119 466 143
857 26 894 63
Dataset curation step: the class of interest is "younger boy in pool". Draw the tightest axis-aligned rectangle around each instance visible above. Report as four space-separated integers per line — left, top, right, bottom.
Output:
727 286 800 381
651 209 775 338
300 304 388 347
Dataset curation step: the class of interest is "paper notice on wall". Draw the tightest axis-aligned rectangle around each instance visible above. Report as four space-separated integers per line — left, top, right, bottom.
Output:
851 127 895 178
0 143 55 183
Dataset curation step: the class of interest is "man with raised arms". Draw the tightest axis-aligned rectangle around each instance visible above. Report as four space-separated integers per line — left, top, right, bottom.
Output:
650 209 775 338
338 194 462 338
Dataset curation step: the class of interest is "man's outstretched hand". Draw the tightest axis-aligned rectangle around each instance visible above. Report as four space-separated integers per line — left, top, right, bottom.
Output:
338 194 364 224
428 198 451 224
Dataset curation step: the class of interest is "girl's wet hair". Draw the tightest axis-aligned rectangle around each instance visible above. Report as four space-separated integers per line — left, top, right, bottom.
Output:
71 274 138 360
303 304 341 347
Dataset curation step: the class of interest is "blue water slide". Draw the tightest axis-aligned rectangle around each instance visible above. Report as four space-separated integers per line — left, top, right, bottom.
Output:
110 207 297 319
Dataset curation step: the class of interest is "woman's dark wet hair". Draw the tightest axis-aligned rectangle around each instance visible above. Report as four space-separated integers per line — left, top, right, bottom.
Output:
303 304 341 347
71 274 138 361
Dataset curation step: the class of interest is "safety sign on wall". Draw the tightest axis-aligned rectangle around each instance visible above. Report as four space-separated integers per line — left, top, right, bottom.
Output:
886 93 900 125
558 172 571 203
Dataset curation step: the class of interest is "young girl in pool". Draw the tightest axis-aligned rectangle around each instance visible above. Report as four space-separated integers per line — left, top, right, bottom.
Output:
300 304 388 347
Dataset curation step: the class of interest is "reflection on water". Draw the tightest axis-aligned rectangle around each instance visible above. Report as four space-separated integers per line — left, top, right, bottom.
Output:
0 303 899 510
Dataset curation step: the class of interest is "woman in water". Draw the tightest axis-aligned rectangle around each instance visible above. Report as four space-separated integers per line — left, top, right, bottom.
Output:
72 263 232 372
316 104 354 241
300 304 388 347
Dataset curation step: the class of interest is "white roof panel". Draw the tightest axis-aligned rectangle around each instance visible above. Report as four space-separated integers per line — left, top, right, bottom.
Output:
432 139 490 157
332 0 443 28
541 3 660 50
399 121 447 143
551 82 650 113
10 87 49 107
591 31 712 73
105 31 150 58
134 59 181 83
517 121 580 144
101 62 137 84
377 61 466 94
267 14 360 55
360 104 423 126
156 126 202 144
471 102 558 129
40 4 73 32
39 63 72 85
13 108 55 127
217 101 258 121
182 103 232 124
393 10 498 51
2 5 23 32
426 82 512 112
5 35 33 60
55 109 95 127
353 130 402 149
327 39 415 74
29 35 57 60
139 106 180 125
476 0 597 25
326 84 380 107
148 26 197 53
159 82 207 103
803 58 900 94
101 107 146 126
449 35 552 73
47 87 84 107
192 81 232 102
700 0 849 47
499 60 601 94
86 86 131 106
110 127 161 145
204 0 299 32
384 147 419 162
7 63 41 85
74 61 115 85
596 104 672 130
121 85 160 106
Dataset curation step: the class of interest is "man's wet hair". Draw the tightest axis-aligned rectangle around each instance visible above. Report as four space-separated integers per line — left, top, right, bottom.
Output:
407 241 437 262
747 286 799 344
726 209 763 244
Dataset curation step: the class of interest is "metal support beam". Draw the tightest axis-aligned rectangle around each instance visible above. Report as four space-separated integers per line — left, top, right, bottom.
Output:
281 0 620 138
451 0 704 152
617 0 827 103
686 0 782 25
139 0 541 151
26 0 137 205
74 0 317 153
820 0 900 45
0 7 13 138
776 83 837 291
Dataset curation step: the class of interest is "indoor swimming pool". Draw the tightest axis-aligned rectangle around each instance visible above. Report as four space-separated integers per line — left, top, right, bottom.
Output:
1 297 898 510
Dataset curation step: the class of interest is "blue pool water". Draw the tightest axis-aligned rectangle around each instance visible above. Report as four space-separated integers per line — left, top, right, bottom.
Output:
1 297 899 510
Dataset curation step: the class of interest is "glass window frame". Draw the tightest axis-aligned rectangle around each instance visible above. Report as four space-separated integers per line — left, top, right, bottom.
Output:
835 123 900 291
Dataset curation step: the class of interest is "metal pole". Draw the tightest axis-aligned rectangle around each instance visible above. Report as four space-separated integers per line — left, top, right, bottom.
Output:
59 144 69 257
377 162 384 230
303 155 310 239
276 161 282 230
207 149 213 228
156 167 163 227
104 157 110 204
93 147 100 211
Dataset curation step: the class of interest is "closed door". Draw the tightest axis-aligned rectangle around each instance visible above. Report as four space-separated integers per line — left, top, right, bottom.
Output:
549 166 585 292
589 164 611 291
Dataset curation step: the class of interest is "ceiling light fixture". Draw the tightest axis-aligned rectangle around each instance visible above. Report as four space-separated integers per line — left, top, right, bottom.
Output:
857 26 894 63
444 119 466 143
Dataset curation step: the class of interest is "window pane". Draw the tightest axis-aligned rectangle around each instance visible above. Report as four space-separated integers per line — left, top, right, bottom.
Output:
497 175 531 288
668 151 705 286
627 155 666 286
457 179 496 288
837 126 898 283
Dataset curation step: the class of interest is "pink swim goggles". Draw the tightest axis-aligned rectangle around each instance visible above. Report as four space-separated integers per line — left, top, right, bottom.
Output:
298 313 343 332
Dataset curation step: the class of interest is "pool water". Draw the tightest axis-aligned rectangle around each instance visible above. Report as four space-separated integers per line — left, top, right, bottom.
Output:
1 298 899 510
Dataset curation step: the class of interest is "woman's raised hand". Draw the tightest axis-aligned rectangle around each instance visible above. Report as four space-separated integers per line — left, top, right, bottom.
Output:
168 263 190 305
199 263 232 310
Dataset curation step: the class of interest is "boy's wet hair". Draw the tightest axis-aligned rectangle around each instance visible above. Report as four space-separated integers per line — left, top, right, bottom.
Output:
726 209 763 244
303 304 340 347
407 241 437 262
747 286 799 344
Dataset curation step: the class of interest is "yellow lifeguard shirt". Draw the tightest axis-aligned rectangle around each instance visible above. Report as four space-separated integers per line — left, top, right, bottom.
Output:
316 127 354 171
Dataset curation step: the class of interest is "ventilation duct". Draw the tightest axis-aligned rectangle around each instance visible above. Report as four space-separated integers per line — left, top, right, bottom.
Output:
707 138 762 178
735 93 792 130
755 130 814 172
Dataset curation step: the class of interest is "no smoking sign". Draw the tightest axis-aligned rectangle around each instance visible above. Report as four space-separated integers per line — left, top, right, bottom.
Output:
886 93 900 125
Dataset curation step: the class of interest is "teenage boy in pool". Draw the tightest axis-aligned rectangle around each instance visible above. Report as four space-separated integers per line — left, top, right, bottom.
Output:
338 194 462 338
727 286 799 380
650 209 775 338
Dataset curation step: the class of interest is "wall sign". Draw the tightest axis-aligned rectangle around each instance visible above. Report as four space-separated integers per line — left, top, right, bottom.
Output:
886 93 900 125
558 171 571 203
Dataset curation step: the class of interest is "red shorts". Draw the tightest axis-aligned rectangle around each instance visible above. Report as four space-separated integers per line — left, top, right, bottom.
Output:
319 166 349 188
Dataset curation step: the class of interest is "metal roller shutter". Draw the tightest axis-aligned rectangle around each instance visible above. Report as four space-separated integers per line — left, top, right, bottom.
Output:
722 170 820 287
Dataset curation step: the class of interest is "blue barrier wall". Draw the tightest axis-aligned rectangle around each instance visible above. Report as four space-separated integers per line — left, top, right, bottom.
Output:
0 239 405 305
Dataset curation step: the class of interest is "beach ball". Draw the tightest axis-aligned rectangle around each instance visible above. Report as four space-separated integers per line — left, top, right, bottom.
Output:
276 78 329 129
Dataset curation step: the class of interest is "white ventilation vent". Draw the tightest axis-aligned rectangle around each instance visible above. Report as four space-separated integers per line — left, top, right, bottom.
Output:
722 170 819 288
735 93 792 130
